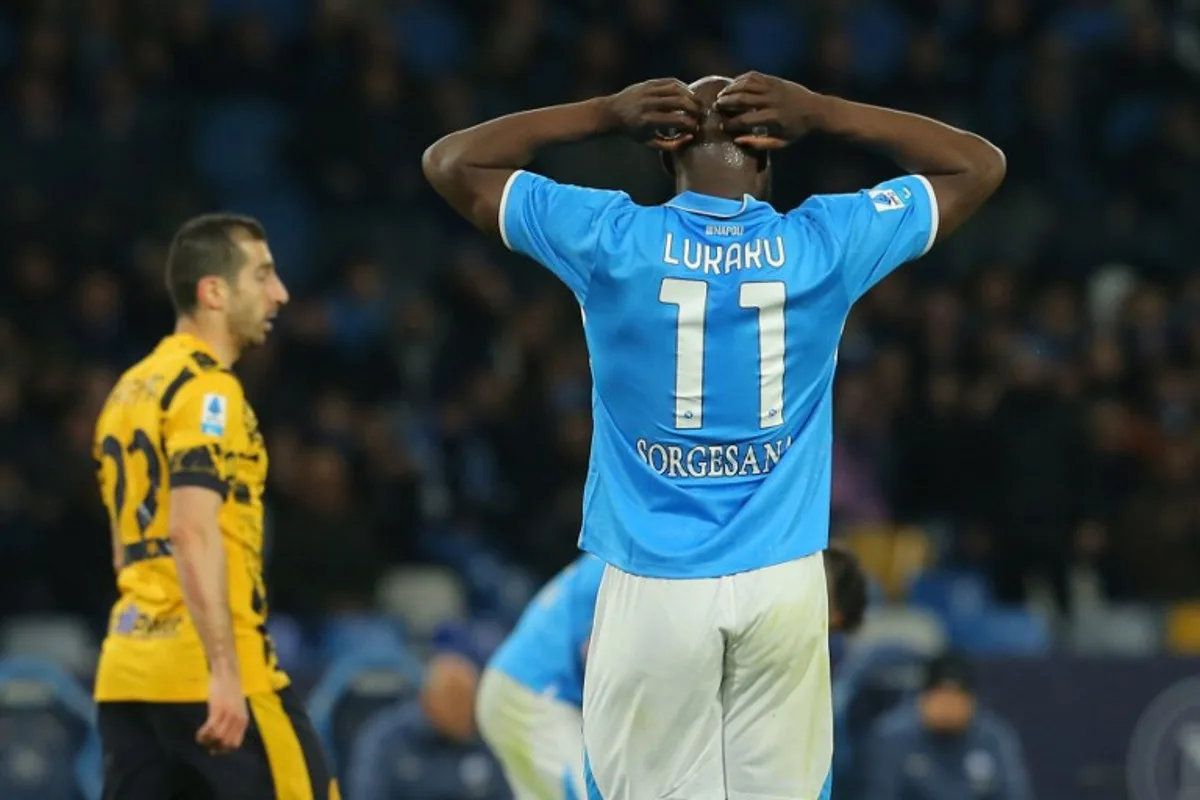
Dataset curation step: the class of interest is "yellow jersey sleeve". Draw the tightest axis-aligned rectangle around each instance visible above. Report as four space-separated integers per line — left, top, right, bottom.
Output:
162 370 244 499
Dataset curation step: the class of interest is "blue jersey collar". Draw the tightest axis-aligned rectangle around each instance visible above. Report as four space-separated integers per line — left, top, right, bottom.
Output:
664 192 755 219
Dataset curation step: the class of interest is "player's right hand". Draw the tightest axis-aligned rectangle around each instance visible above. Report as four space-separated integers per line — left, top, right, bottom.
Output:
196 671 249 754
602 79 702 151
715 72 826 150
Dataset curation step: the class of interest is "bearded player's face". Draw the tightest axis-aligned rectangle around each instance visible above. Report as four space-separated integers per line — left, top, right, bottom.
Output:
227 238 288 347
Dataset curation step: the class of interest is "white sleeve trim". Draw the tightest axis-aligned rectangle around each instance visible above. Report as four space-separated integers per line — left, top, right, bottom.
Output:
913 174 939 256
497 170 524 251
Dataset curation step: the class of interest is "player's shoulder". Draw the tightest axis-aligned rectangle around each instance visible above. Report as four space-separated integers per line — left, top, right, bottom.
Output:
136 337 232 378
119 340 242 424
735 191 852 267
790 176 930 220
162 343 240 393
510 170 638 217
100 341 192 410
784 188 862 224
511 169 631 198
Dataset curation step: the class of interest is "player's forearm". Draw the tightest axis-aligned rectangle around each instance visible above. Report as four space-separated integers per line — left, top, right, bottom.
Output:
811 94 1005 236
423 98 618 234
171 523 240 678
424 98 616 174
809 95 1004 180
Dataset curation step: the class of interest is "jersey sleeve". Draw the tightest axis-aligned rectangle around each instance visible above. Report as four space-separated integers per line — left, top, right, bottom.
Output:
161 371 244 498
499 169 631 303
793 174 939 302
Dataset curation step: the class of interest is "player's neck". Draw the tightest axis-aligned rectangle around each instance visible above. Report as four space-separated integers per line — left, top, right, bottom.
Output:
174 316 240 367
675 175 758 202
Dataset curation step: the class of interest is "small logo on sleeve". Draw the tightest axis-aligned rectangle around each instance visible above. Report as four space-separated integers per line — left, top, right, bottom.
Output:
868 188 906 212
200 393 227 436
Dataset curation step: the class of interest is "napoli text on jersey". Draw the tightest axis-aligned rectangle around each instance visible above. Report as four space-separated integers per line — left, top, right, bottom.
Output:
487 554 604 707
501 171 938 578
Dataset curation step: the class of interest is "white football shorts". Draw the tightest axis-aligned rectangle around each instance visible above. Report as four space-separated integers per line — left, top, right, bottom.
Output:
476 667 587 800
582 553 832 799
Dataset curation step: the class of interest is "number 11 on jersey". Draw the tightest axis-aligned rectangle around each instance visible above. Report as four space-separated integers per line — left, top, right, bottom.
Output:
659 278 787 431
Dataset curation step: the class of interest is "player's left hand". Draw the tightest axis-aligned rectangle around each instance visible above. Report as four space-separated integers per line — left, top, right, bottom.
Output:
196 672 249 754
715 72 826 150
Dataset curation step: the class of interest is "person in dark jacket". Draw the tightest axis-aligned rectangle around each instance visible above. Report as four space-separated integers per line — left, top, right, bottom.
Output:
861 653 1034 800
346 624 511 800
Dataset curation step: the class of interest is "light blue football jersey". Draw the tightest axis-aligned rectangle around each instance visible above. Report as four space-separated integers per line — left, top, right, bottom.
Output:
501 170 937 579
487 554 605 707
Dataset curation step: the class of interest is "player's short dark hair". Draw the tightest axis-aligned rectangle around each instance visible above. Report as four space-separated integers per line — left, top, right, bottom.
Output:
825 544 868 633
165 213 267 315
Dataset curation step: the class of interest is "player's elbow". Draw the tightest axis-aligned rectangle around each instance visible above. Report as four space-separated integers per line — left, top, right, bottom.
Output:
422 138 463 195
167 521 211 550
422 139 504 237
933 138 1006 237
968 138 1007 197
961 141 1006 223
167 523 197 549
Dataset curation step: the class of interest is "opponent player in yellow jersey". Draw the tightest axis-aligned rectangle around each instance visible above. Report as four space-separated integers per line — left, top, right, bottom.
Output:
93 213 339 799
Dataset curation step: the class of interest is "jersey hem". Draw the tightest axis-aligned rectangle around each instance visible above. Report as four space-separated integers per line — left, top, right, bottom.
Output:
94 678 292 705
579 541 826 580
169 471 230 496
912 174 940 255
498 170 524 250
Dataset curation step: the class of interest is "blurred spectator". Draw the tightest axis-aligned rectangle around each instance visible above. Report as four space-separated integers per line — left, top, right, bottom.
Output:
269 445 379 616
862 653 1034 800
1115 433 1200 600
984 335 1088 610
346 646 509 800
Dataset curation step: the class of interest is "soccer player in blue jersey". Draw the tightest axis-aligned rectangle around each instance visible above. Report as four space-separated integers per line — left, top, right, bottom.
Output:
476 548 868 800
474 555 605 800
424 71 1004 799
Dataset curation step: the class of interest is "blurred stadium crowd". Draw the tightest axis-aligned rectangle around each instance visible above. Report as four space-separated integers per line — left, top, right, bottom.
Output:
0 0 1198 797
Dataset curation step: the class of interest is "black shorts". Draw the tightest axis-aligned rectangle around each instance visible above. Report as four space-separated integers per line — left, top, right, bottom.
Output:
98 686 339 800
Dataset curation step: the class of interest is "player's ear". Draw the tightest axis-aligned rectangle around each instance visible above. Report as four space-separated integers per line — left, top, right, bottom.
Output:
195 274 228 311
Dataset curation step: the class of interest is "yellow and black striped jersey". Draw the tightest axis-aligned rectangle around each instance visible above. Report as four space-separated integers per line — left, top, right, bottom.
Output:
93 332 287 702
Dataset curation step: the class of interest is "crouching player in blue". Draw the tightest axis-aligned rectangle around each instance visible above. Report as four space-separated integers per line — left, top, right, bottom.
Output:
477 547 867 799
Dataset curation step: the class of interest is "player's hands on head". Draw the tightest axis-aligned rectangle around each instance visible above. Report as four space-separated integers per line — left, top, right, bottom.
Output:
603 78 701 151
196 671 249 754
715 72 823 150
